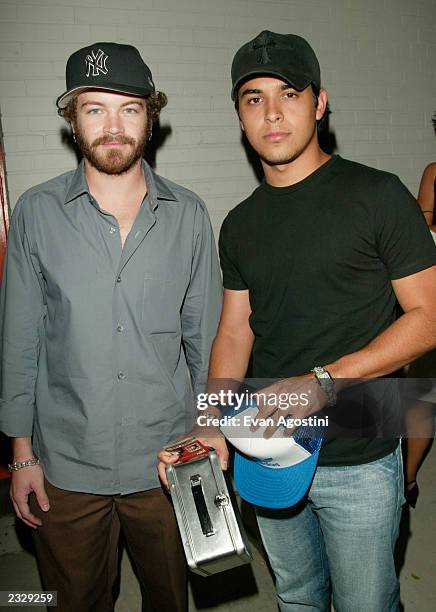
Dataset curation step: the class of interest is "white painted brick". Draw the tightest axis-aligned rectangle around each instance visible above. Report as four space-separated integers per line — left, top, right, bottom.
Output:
21 43 79 61
16 5 75 24
16 134 46 152
175 130 202 146
140 28 169 44
10 0 99 5
117 25 146 42
419 28 436 45
0 23 63 43
168 28 194 44
25 79 64 98
1 116 28 135
52 61 67 78
33 151 76 170
355 111 391 125
1 4 18 22
201 127 240 145
74 7 133 25
161 145 242 164
0 0 434 211
335 97 375 111
355 142 394 156
193 29 220 46
6 153 35 173
103 0 147 8
132 10 227 29
0 80 26 97
62 25 92 42
0 43 22 60
2 135 16 155
45 134 65 149
27 116 63 132
89 26 119 41
329 111 356 126
165 109 234 127
0 61 54 80
1 97 54 117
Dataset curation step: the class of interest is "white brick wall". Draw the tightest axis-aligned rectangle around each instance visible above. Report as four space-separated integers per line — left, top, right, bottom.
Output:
0 0 435 238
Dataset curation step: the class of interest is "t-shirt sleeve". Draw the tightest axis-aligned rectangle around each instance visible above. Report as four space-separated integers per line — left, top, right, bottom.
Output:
218 214 248 290
375 174 436 279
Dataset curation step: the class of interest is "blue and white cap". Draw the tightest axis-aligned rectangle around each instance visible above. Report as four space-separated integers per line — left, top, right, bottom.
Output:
220 405 323 509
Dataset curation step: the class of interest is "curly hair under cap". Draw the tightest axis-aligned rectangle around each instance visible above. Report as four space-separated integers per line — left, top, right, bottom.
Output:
58 91 168 128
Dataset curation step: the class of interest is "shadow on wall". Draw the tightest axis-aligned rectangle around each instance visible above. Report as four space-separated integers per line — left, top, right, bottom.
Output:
240 103 337 184
60 121 172 170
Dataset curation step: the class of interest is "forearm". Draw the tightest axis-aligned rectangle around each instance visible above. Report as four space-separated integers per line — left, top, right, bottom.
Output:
209 331 252 379
205 331 254 413
327 307 436 381
11 437 34 461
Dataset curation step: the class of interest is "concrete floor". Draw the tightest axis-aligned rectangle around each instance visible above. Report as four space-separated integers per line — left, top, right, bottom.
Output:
0 451 435 611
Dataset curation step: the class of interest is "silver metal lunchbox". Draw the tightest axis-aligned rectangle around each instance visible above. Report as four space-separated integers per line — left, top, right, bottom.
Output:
166 451 252 576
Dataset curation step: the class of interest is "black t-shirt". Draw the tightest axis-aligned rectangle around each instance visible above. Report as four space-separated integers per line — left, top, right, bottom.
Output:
219 156 436 465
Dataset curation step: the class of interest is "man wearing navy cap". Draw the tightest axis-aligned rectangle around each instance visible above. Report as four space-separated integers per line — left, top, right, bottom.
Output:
160 30 436 611
0 42 221 611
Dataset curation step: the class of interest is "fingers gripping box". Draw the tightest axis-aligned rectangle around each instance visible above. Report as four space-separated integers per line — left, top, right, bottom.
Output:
166 444 252 577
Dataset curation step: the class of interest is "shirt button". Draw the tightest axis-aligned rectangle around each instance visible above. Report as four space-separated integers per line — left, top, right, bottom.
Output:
109 227 116 234
116 275 122 283
116 323 124 332
117 371 126 380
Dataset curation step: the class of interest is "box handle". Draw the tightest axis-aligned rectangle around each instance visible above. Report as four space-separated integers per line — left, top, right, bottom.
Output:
190 474 215 537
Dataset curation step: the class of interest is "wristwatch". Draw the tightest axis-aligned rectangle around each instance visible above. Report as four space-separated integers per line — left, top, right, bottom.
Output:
311 366 337 407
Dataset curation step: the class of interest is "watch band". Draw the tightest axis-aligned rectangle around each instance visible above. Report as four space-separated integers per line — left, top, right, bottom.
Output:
311 366 337 407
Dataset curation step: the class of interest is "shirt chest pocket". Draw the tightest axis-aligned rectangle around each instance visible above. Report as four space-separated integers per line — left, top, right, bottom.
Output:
141 275 187 332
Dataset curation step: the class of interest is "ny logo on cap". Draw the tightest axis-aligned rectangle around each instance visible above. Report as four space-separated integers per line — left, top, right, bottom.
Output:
85 49 109 77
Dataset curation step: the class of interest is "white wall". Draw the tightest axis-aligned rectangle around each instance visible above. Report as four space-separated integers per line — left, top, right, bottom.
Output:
1 0 435 236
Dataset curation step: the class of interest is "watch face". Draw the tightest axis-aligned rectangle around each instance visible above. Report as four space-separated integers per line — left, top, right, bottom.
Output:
313 366 332 380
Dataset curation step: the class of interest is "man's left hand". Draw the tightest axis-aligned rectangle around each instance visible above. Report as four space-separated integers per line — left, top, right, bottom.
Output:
251 374 327 438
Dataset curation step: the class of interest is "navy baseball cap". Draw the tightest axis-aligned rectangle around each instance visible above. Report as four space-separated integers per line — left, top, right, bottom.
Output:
231 30 320 101
57 42 155 109
220 405 323 509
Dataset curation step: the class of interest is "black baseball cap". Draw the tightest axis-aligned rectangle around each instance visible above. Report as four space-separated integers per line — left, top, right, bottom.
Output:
231 31 320 100
56 42 155 109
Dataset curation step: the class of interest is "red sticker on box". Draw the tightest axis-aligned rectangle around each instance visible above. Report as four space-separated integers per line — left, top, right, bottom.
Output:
164 436 210 463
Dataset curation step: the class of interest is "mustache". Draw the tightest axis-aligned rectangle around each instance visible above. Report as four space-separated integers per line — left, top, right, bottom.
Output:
91 135 136 147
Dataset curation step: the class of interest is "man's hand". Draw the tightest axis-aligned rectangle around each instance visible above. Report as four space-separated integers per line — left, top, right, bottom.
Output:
251 374 327 438
157 424 229 489
10 465 50 529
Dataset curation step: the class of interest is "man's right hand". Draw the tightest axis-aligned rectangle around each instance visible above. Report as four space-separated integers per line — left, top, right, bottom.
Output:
10 465 50 529
157 427 229 489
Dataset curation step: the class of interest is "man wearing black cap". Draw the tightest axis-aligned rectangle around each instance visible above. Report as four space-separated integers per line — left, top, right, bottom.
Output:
0 42 221 611
161 31 436 611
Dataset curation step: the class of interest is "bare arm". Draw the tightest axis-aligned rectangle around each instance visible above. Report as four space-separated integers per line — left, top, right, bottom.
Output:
327 266 436 381
417 163 436 231
208 288 254 381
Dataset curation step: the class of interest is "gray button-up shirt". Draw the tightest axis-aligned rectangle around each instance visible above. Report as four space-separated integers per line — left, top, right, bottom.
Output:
0 160 222 494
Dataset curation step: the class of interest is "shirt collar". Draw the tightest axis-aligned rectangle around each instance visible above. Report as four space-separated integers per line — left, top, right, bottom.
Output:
63 159 179 207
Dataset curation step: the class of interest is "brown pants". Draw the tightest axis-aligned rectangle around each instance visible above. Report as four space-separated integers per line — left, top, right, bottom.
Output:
30 480 187 612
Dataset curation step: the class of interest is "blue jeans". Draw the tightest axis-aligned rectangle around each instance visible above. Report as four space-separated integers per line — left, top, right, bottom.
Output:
255 445 405 612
